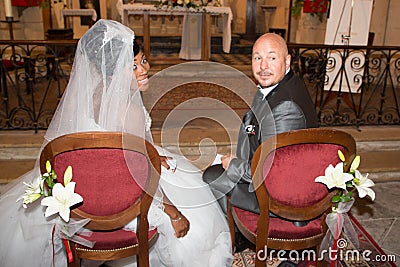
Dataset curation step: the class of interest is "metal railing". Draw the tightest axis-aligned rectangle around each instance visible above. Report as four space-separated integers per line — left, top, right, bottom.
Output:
0 40 77 132
290 43 400 126
1 40 399 132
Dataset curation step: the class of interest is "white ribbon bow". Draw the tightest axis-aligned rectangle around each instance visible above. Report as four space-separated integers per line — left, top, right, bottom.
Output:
320 198 359 263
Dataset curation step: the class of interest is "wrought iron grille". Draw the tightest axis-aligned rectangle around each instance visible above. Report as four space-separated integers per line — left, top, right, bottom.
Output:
0 40 77 132
0 40 399 132
290 44 400 126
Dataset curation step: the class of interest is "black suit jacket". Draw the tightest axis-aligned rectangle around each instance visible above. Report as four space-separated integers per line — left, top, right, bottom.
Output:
228 70 318 213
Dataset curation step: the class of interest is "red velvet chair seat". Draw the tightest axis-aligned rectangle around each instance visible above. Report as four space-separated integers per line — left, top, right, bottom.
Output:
233 207 323 240
76 229 158 250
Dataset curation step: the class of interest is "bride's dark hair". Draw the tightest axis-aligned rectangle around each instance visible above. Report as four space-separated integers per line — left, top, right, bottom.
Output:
133 39 143 56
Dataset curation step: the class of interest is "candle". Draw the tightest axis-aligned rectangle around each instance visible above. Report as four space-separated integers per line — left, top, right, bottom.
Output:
4 0 13 18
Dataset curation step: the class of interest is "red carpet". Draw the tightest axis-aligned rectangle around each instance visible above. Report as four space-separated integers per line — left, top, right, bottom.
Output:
232 213 396 267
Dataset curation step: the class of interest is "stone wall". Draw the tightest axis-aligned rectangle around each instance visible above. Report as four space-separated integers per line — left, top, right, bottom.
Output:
0 3 44 40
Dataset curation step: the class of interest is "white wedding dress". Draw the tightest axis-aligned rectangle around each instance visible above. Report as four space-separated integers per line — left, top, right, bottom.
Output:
104 112 233 267
151 146 233 267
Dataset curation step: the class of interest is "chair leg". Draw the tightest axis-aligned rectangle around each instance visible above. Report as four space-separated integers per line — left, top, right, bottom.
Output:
137 243 150 267
254 242 267 267
316 244 329 267
227 198 235 252
316 259 329 267
137 252 149 267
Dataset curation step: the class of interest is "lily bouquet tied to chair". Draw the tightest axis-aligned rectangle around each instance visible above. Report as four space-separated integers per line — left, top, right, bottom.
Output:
18 161 93 263
315 150 375 265
18 161 83 221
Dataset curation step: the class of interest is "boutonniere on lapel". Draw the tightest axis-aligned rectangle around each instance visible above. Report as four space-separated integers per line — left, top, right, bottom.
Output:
245 124 256 135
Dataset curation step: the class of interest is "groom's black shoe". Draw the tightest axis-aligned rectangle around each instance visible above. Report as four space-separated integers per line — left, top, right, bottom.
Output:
270 211 309 227
292 221 309 227
234 229 254 253
278 260 297 267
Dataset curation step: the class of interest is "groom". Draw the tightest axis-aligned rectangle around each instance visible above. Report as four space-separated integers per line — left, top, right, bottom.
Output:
202 33 318 223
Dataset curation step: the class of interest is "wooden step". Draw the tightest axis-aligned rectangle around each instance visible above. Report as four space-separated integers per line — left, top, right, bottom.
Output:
0 159 36 185
1 126 399 189
327 126 400 182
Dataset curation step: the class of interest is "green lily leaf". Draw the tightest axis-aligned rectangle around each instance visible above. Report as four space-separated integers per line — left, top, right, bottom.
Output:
341 195 353 202
332 195 341 203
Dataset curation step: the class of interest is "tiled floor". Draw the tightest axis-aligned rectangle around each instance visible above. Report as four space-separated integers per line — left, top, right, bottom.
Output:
351 180 400 264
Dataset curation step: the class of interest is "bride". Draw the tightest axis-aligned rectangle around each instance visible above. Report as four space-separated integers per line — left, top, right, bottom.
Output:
0 19 233 267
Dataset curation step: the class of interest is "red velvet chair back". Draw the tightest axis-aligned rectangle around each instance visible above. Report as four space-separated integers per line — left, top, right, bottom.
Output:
39 132 161 266
251 128 357 222
54 148 147 217
262 143 343 208
40 131 161 230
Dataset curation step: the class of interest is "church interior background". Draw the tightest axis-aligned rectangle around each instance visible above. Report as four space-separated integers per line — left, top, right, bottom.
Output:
1 0 399 47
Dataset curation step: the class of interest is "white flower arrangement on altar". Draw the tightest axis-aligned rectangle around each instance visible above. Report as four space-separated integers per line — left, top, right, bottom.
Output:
18 160 83 222
315 150 375 264
157 0 197 8
156 0 221 9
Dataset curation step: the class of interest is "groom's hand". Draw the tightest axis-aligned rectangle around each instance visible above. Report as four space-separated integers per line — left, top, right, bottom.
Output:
221 153 236 170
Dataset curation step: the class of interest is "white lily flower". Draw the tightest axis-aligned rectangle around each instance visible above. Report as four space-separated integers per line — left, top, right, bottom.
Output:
41 182 83 222
350 155 361 172
46 160 52 173
353 170 375 201
64 166 73 185
338 150 346 162
315 162 354 190
17 177 44 208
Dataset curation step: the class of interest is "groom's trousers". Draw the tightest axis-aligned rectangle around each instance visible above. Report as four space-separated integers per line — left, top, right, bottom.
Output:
202 164 238 216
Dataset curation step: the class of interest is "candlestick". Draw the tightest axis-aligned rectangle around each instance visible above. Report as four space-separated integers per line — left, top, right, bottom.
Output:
5 0 13 18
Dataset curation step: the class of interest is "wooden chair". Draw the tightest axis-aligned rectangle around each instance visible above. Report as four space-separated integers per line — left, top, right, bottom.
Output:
228 128 356 267
40 131 161 267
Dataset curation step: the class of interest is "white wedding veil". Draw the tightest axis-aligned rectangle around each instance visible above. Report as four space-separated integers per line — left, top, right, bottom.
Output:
45 19 150 142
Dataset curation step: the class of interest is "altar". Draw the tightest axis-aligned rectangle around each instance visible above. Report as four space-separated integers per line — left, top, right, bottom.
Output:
117 3 233 60
61 9 98 29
